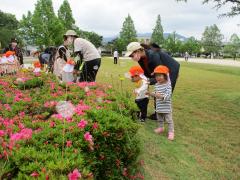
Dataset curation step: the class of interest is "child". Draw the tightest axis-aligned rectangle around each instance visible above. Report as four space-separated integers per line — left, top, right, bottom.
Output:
148 65 174 140
62 59 75 82
129 66 149 122
33 61 41 73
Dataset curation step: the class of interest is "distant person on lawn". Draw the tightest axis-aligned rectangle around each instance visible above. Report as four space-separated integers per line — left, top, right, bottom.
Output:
125 42 180 120
113 50 119 64
129 66 149 122
146 65 175 140
63 30 101 82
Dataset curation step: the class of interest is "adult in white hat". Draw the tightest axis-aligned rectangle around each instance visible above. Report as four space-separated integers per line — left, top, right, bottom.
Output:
126 42 180 120
63 30 101 82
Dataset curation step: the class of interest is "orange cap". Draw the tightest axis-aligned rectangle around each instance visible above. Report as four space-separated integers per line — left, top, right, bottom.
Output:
129 66 144 77
5 51 15 57
154 65 169 74
67 59 75 65
34 61 41 68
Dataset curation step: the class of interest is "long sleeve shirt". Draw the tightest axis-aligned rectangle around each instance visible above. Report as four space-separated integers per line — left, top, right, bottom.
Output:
154 82 172 113
135 77 149 100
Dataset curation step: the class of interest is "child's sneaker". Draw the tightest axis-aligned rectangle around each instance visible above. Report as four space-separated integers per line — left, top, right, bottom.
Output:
140 119 145 123
168 132 174 141
154 127 164 134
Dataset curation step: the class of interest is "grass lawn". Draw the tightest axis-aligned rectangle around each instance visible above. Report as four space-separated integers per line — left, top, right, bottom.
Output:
97 57 240 180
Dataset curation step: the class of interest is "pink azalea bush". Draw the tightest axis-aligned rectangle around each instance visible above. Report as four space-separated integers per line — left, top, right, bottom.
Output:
0 73 140 179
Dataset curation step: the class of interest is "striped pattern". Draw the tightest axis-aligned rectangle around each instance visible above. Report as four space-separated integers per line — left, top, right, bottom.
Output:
155 82 172 113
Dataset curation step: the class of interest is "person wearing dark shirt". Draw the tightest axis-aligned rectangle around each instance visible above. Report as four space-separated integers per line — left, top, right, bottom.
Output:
125 42 180 120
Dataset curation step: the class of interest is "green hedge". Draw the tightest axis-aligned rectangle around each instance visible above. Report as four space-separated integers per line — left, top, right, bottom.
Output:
0 73 140 179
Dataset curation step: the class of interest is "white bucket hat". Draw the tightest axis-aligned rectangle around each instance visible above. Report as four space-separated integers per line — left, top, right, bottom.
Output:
64 30 78 37
125 42 143 57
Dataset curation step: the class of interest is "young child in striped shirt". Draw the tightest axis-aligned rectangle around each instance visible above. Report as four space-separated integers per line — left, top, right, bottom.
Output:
147 65 174 140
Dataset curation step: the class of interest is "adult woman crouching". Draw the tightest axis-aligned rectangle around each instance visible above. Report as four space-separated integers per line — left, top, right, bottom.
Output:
125 42 180 119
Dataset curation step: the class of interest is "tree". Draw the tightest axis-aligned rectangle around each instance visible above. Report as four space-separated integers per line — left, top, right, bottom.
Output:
151 15 164 46
112 38 126 53
176 0 240 17
223 34 240 59
163 32 182 55
201 24 224 55
119 14 137 50
58 0 75 31
75 29 102 48
31 0 64 46
182 37 201 55
0 10 19 48
19 11 35 46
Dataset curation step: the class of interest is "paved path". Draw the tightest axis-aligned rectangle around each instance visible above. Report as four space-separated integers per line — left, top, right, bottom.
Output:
176 58 240 67
24 56 240 68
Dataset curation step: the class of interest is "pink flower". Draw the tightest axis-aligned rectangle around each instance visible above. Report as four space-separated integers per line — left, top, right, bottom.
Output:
50 82 55 90
10 128 32 142
14 96 21 102
19 112 25 118
18 123 25 129
53 114 62 120
50 121 55 128
66 140 72 147
77 119 88 129
68 169 81 180
3 104 11 111
0 130 5 137
92 122 98 130
84 132 93 142
30 171 39 177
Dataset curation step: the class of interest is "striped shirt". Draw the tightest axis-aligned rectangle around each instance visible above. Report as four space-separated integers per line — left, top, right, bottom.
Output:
154 82 172 113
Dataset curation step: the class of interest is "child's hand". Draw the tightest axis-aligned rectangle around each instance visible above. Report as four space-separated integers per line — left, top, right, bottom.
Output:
155 93 164 99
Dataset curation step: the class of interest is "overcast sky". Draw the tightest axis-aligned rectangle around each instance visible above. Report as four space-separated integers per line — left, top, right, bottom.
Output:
1 0 239 40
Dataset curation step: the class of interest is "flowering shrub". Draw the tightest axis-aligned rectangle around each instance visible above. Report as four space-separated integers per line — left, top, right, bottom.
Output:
0 73 141 179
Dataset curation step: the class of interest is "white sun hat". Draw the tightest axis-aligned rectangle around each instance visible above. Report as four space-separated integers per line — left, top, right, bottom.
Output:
125 42 143 57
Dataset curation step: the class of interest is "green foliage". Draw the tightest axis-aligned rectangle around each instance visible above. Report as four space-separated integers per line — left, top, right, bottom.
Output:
15 77 44 90
18 0 102 48
163 31 183 55
0 72 140 179
181 37 201 54
151 15 164 46
223 33 240 59
0 10 19 48
58 0 76 31
77 29 103 48
119 14 137 50
201 24 223 54
176 0 240 17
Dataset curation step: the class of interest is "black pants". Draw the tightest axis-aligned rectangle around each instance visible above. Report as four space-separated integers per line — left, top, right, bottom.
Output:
114 57 118 64
169 69 179 92
79 58 101 82
135 98 149 120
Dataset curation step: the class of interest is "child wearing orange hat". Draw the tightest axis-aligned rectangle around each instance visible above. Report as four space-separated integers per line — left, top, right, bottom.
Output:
129 66 149 122
147 65 174 140
62 58 75 82
33 61 42 73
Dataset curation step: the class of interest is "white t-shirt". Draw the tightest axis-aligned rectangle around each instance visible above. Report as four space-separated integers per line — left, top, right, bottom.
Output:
74 38 101 61
113 51 118 58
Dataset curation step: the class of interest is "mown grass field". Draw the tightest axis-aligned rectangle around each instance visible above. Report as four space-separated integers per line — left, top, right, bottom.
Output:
97 57 240 180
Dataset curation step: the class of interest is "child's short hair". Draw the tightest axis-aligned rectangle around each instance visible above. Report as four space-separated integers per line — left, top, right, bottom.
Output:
155 73 168 81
